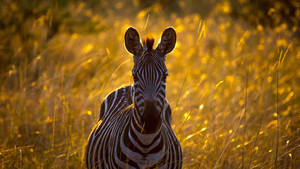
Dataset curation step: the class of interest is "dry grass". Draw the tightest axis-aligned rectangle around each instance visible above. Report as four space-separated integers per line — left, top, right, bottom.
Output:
0 1 299 168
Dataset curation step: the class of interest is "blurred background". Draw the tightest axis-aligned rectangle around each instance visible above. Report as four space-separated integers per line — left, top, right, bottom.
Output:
0 0 299 168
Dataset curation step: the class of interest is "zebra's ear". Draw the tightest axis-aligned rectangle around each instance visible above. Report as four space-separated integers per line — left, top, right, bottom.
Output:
157 27 176 55
125 27 143 56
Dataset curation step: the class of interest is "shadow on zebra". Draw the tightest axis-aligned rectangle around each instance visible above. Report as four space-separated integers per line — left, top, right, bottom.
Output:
85 27 182 169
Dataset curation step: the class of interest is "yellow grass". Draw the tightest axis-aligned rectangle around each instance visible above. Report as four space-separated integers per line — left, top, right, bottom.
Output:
0 1 299 168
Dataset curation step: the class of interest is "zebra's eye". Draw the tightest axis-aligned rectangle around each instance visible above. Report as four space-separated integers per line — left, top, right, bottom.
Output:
162 74 168 81
133 74 138 81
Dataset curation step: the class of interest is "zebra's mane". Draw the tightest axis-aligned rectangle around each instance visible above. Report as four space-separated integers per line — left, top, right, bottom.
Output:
142 38 154 51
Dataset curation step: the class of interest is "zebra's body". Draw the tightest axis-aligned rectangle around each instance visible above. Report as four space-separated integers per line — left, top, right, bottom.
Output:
85 27 182 169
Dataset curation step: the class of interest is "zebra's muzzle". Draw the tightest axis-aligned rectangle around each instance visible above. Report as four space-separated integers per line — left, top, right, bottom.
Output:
143 87 161 132
143 86 157 107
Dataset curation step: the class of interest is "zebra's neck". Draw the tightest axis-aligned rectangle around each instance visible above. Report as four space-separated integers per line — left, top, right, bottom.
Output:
130 115 162 146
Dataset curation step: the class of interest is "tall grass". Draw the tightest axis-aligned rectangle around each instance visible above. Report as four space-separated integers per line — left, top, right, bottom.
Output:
0 1 299 168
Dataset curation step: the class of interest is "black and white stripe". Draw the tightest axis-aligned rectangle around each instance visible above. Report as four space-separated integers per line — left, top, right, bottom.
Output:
85 27 182 169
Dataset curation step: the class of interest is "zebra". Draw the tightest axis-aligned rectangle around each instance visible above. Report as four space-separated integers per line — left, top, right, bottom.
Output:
85 27 182 169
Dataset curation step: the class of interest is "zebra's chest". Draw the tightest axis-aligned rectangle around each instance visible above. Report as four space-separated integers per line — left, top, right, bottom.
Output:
120 138 166 168
109 114 167 169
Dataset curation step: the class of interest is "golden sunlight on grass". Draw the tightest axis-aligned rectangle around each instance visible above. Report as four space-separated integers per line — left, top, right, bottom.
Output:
0 0 299 168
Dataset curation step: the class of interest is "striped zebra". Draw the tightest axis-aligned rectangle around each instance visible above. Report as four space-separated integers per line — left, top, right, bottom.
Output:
85 27 182 169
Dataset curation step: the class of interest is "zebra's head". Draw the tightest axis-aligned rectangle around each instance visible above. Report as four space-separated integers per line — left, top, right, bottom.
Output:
125 27 176 132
